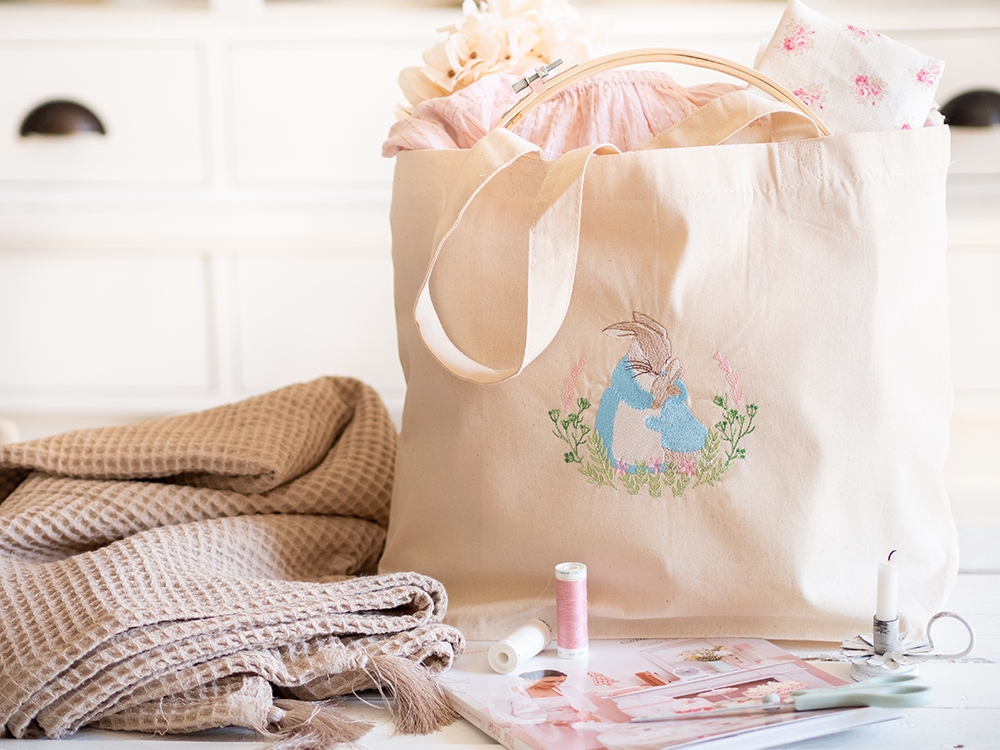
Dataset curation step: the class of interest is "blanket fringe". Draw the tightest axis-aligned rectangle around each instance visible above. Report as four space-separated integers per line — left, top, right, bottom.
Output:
268 699 373 749
366 654 459 735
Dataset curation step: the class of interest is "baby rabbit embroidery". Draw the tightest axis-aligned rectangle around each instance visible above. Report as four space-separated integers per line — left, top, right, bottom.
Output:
548 317 756 495
594 312 709 472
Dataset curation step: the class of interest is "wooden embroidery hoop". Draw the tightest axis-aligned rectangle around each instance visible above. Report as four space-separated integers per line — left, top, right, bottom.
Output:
496 48 832 136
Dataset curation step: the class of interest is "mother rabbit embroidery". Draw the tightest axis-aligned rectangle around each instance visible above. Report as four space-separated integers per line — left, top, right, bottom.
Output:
594 312 708 474
547 311 756 497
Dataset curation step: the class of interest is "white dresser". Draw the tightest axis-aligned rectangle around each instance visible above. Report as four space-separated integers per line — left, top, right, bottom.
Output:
0 0 998 522
0 0 450 434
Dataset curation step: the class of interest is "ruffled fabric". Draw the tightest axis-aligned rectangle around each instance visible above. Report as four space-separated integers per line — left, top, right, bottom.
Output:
384 70 739 159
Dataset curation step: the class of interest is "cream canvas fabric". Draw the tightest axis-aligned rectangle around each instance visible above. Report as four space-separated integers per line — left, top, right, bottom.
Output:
379 89 958 643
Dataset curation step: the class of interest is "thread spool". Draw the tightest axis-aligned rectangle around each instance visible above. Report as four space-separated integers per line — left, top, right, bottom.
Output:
488 619 552 674
555 562 588 659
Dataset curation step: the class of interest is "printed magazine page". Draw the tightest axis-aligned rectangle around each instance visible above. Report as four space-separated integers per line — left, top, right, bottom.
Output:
440 638 901 750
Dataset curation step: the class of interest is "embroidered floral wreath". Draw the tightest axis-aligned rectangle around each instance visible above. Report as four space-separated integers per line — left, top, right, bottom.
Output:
398 0 603 110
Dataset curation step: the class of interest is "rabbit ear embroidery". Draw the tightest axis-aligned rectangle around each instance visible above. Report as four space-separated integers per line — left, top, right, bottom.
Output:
547 312 758 498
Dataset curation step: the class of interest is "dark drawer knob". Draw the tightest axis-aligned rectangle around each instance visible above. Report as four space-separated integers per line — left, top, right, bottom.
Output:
940 89 1000 127
20 100 106 136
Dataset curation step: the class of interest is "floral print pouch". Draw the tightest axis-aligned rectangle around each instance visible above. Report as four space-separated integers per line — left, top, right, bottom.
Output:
755 0 945 133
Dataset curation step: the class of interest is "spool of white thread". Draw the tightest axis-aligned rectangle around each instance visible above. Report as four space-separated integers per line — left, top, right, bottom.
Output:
488 619 552 674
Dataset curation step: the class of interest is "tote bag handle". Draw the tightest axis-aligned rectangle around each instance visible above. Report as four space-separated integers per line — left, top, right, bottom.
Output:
414 51 829 384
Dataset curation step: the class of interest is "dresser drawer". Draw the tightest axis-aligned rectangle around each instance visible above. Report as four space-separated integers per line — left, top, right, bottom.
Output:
236 253 404 394
949 246 1000 392
230 41 424 184
0 250 211 390
0 42 205 182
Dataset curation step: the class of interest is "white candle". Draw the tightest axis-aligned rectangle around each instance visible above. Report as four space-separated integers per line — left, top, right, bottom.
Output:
876 551 898 622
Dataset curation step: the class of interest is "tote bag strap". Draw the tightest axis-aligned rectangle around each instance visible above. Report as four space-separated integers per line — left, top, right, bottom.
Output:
639 88 825 149
414 53 829 384
414 131 618 383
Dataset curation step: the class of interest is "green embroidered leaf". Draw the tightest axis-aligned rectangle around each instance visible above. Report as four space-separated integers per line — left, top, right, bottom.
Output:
696 457 727 487
621 462 649 495
584 432 617 488
548 397 596 465
711 393 758 466
648 473 663 498
580 461 611 487
676 472 694 497
693 428 724 487
661 461 677 489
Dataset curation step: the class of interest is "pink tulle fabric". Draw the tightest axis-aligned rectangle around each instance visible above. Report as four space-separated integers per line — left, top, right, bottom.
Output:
383 71 739 159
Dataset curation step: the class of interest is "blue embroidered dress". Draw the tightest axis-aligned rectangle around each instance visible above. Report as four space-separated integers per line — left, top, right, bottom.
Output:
595 356 708 466
645 380 708 453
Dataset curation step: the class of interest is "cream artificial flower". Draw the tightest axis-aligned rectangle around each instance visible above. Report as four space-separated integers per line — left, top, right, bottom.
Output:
398 0 603 110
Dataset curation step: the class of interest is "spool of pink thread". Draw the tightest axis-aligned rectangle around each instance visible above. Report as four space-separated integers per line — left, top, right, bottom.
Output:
555 562 588 658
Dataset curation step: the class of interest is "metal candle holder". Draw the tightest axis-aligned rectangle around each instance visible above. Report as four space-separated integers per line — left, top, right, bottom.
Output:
841 611 976 681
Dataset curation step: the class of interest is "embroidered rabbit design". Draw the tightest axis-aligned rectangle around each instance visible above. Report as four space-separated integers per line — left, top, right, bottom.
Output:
594 312 708 471
548 325 758 497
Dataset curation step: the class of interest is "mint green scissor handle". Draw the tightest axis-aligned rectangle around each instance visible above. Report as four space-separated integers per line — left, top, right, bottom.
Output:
790 674 935 711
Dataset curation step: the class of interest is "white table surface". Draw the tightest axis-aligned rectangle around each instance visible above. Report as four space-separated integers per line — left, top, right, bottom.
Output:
3 526 997 750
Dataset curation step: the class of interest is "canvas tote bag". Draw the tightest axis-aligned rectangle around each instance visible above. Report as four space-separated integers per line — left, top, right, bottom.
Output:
379 50 958 642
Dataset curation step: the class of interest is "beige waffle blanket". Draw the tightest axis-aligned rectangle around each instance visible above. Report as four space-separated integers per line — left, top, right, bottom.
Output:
0 377 464 746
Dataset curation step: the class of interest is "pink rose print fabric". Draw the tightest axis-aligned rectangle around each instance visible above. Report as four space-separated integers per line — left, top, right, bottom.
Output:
792 83 827 110
915 61 943 90
755 0 945 133
853 72 887 106
780 19 816 53
845 25 881 43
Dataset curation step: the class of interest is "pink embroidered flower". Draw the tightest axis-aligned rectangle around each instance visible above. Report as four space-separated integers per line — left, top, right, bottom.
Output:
677 458 698 477
915 61 942 90
713 352 744 407
780 19 815 53
792 84 826 110
648 457 664 475
613 458 630 477
845 24 880 42
854 72 887 106
901 123 913 130
561 356 588 412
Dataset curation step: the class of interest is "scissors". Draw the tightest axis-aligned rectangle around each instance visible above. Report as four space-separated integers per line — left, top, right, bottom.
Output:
630 674 935 722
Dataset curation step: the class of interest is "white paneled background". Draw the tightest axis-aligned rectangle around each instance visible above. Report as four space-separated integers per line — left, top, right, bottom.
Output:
230 42 420 185
236 254 402 391
0 0 997 526
0 250 211 389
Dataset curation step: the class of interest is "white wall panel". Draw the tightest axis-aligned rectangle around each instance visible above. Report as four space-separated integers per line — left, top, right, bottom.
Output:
237 253 403 394
0 251 211 389
230 41 423 184
949 248 1000 392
